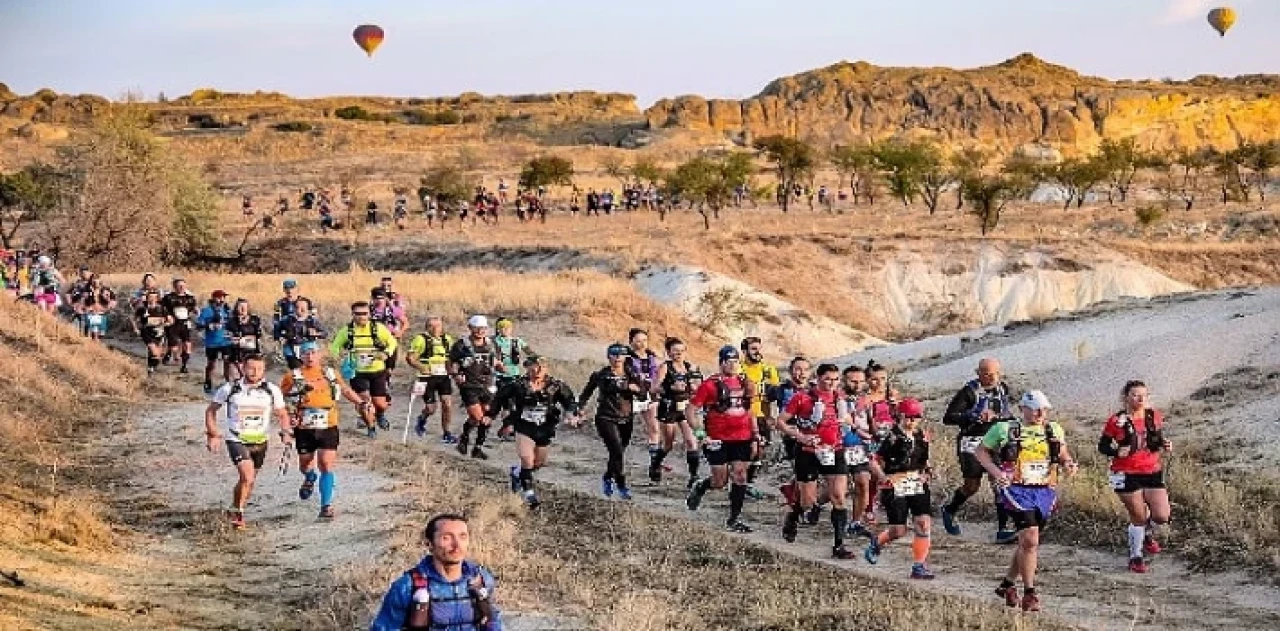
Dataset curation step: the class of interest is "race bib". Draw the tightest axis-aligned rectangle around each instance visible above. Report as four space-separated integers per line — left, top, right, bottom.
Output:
173 307 189 320
87 314 105 326
147 316 166 327
1020 461 1051 485
960 437 983 454
816 447 836 467
356 353 375 369
845 445 868 466
633 400 651 413
487 385 497 394
412 380 428 396
237 337 257 350
893 473 925 497
675 401 688 412
235 406 268 442
430 363 447 376
301 408 330 430
1109 473 1127 490
704 439 723 451
521 407 548 425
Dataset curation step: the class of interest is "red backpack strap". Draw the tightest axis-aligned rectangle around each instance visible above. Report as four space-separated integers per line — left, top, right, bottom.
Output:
409 568 429 591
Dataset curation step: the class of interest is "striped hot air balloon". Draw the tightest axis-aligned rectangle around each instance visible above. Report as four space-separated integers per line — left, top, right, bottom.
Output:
353 24 385 57
1207 7 1236 37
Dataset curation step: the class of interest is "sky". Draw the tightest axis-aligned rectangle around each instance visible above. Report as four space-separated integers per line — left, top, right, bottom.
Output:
1 0 1277 107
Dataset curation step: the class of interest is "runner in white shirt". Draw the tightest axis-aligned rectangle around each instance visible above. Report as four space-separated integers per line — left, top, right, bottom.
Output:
204 353 291 530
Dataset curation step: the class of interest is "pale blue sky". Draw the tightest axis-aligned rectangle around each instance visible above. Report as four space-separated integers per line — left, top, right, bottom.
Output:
1 0 1276 106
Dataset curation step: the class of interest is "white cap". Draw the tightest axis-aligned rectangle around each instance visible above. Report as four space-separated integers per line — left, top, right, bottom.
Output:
468 315 489 328
1020 390 1053 410
37 255 51 266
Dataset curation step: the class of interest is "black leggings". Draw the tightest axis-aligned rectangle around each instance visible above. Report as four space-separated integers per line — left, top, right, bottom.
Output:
596 417 633 486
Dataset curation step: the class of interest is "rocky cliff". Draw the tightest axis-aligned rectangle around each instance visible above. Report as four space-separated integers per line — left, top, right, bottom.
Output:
645 54 1280 155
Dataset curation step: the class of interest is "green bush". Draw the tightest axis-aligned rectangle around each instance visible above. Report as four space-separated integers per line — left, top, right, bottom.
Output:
334 105 376 121
272 121 314 133
405 109 462 126
1135 205 1165 226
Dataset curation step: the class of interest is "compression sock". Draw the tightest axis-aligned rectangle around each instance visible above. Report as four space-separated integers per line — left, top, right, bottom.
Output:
181 352 190 369
319 472 336 506
1128 524 1146 559
785 505 803 529
519 468 535 492
747 462 760 483
832 508 849 548
615 472 628 490
729 483 747 522
147 356 159 370
912 531 932 563
650 447 667 468
461 421 475 440
474 424 489 447
945 488 969 514
995 503 1010 531
686 451 701 478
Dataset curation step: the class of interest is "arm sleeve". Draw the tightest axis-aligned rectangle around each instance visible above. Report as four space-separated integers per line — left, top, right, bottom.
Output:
557 382 579 415
367 574 412 631
941 387 975 427
380 326 398 355
1097 416 1123 456
329 328 347 359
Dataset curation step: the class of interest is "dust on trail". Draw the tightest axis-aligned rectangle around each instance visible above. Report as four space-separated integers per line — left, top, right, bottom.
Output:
393 395 1280 631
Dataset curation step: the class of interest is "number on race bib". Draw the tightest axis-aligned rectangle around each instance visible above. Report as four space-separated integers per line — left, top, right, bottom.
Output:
960 437 983 454
1109 473 1127 490
1020 461 1051 485
816 447 836 467
301 409 330 430
430 364 447 376
893 474 925 497
235 407 269 442
173 307 189 320
633 400 651 413
521 407 548 425
356 353 375 369
704 440 723 451
412 380 428 396
675 401 688 412
238 337 257 350
844 445 868 466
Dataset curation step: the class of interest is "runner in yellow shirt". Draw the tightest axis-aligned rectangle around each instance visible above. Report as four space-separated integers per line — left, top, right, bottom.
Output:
740 336 780 495
329 301 398 437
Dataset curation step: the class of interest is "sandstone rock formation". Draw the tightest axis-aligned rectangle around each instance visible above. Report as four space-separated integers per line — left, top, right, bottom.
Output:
645 54 1280 155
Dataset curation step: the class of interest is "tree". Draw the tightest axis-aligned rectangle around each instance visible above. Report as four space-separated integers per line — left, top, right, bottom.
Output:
1151 149 1209 211
664 152 753 229
40 107 223 269
600 155 630 189
753 135 816 212
0 163 61 250
962 164 1033 236
1241 140 1280 202
829 144 878 205
1097 138 1150 203
1044 157 1108 209
1210 147 1249 204
519 156 575 194
630 156 665 188
949 147 990 210
418 164 476 208
871 140 927 207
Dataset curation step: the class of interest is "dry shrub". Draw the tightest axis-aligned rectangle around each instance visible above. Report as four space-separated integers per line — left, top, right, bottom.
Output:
32 492 115 550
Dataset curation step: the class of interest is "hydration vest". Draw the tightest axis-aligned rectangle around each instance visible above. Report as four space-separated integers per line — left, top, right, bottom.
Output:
707 374 753 414
343 321 389 352
1116 409 1165 452
404 566 493 631
964 379 1012 423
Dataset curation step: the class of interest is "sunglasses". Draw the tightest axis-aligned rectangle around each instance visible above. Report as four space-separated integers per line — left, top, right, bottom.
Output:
352 311 370 316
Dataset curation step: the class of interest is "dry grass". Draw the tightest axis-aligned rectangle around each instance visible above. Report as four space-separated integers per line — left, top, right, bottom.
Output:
306 440 1062 631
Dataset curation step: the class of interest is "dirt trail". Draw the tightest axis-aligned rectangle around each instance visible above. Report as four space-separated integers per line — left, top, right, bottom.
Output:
94 391 578 630
391 395 1280 631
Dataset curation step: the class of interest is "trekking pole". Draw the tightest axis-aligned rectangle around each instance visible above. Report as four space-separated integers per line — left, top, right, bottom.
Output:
402 378 427 444
278 433 294 476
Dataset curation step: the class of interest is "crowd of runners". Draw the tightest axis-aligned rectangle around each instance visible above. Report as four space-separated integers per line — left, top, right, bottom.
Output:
5 263 1176 616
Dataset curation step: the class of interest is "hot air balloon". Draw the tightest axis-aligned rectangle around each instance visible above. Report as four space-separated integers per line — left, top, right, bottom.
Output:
1207 7 1236 37
352 24 384 57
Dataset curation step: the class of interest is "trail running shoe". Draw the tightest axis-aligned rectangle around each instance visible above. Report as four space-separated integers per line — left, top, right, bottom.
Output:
996 584 1019 608
179 365 189 374
509 466 521 493
685 481 706 511
846 521 871 538
864 538 881 564
376 415 390 430
783 521 798 543
441 432 457 445
1144 534 1162 555
299 471 317 500
1021 590 1041 612
805 505 823 526
618 486 633 501
995 529 1018 544
941 506 961 536
366 426 376 439
456 434 470 455
203 381 212 394
725 519 753 533
470 447 488 460
414 416 427 438
318 505 335 520
1128 557 1148 574
524 491 540 509
227 510 246 530
911 563 936 580
601 476 615 498
832 545 855 560
648 462 662 483
746 485 764 501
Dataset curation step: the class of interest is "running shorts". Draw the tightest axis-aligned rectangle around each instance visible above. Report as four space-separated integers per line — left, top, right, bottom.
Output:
166 323 191 346
880 486 933 525
657 399 690 424
703 439 754 467
793 448 850 482
206 346 233 361
350 371 390 398
295 427 340 455
1110 470 1165 494
227 440 268 469
459 386 494 408
417 375 454 403
514 422 555 447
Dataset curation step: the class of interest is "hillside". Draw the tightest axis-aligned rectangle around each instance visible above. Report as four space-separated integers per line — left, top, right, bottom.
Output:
6 54 1280 159
646 53 1280 155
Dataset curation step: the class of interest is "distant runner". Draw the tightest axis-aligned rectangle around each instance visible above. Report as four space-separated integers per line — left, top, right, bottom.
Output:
579 343 643 499
407 316 458 443
650 337 704 486
330 301 398 437
161 278 198 374
450 316 504 459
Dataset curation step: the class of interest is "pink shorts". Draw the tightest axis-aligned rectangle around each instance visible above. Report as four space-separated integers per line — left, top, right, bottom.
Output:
35 292 57 306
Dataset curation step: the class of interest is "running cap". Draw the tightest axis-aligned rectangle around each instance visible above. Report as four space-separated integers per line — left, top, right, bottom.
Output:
370 288 388 299
898 398 925 418
468 315 489 328
494 317 513 328
212 289 228 299
718 345 741 363
283 279 298 289
1020 390 1053 410
299 341 321 354
37 255 51 266
522 354 545 368
607 343 629 357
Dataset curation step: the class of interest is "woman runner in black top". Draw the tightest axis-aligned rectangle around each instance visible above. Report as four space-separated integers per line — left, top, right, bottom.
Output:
490 355 578 508
650 337 704 486
578 343 644 500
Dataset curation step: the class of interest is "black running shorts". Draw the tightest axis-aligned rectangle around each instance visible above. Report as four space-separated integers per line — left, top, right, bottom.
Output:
703 439 754 467
226 440 268 469
793 448 849 482
295 427 340 455
350 371 390 398
880 486 933 525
